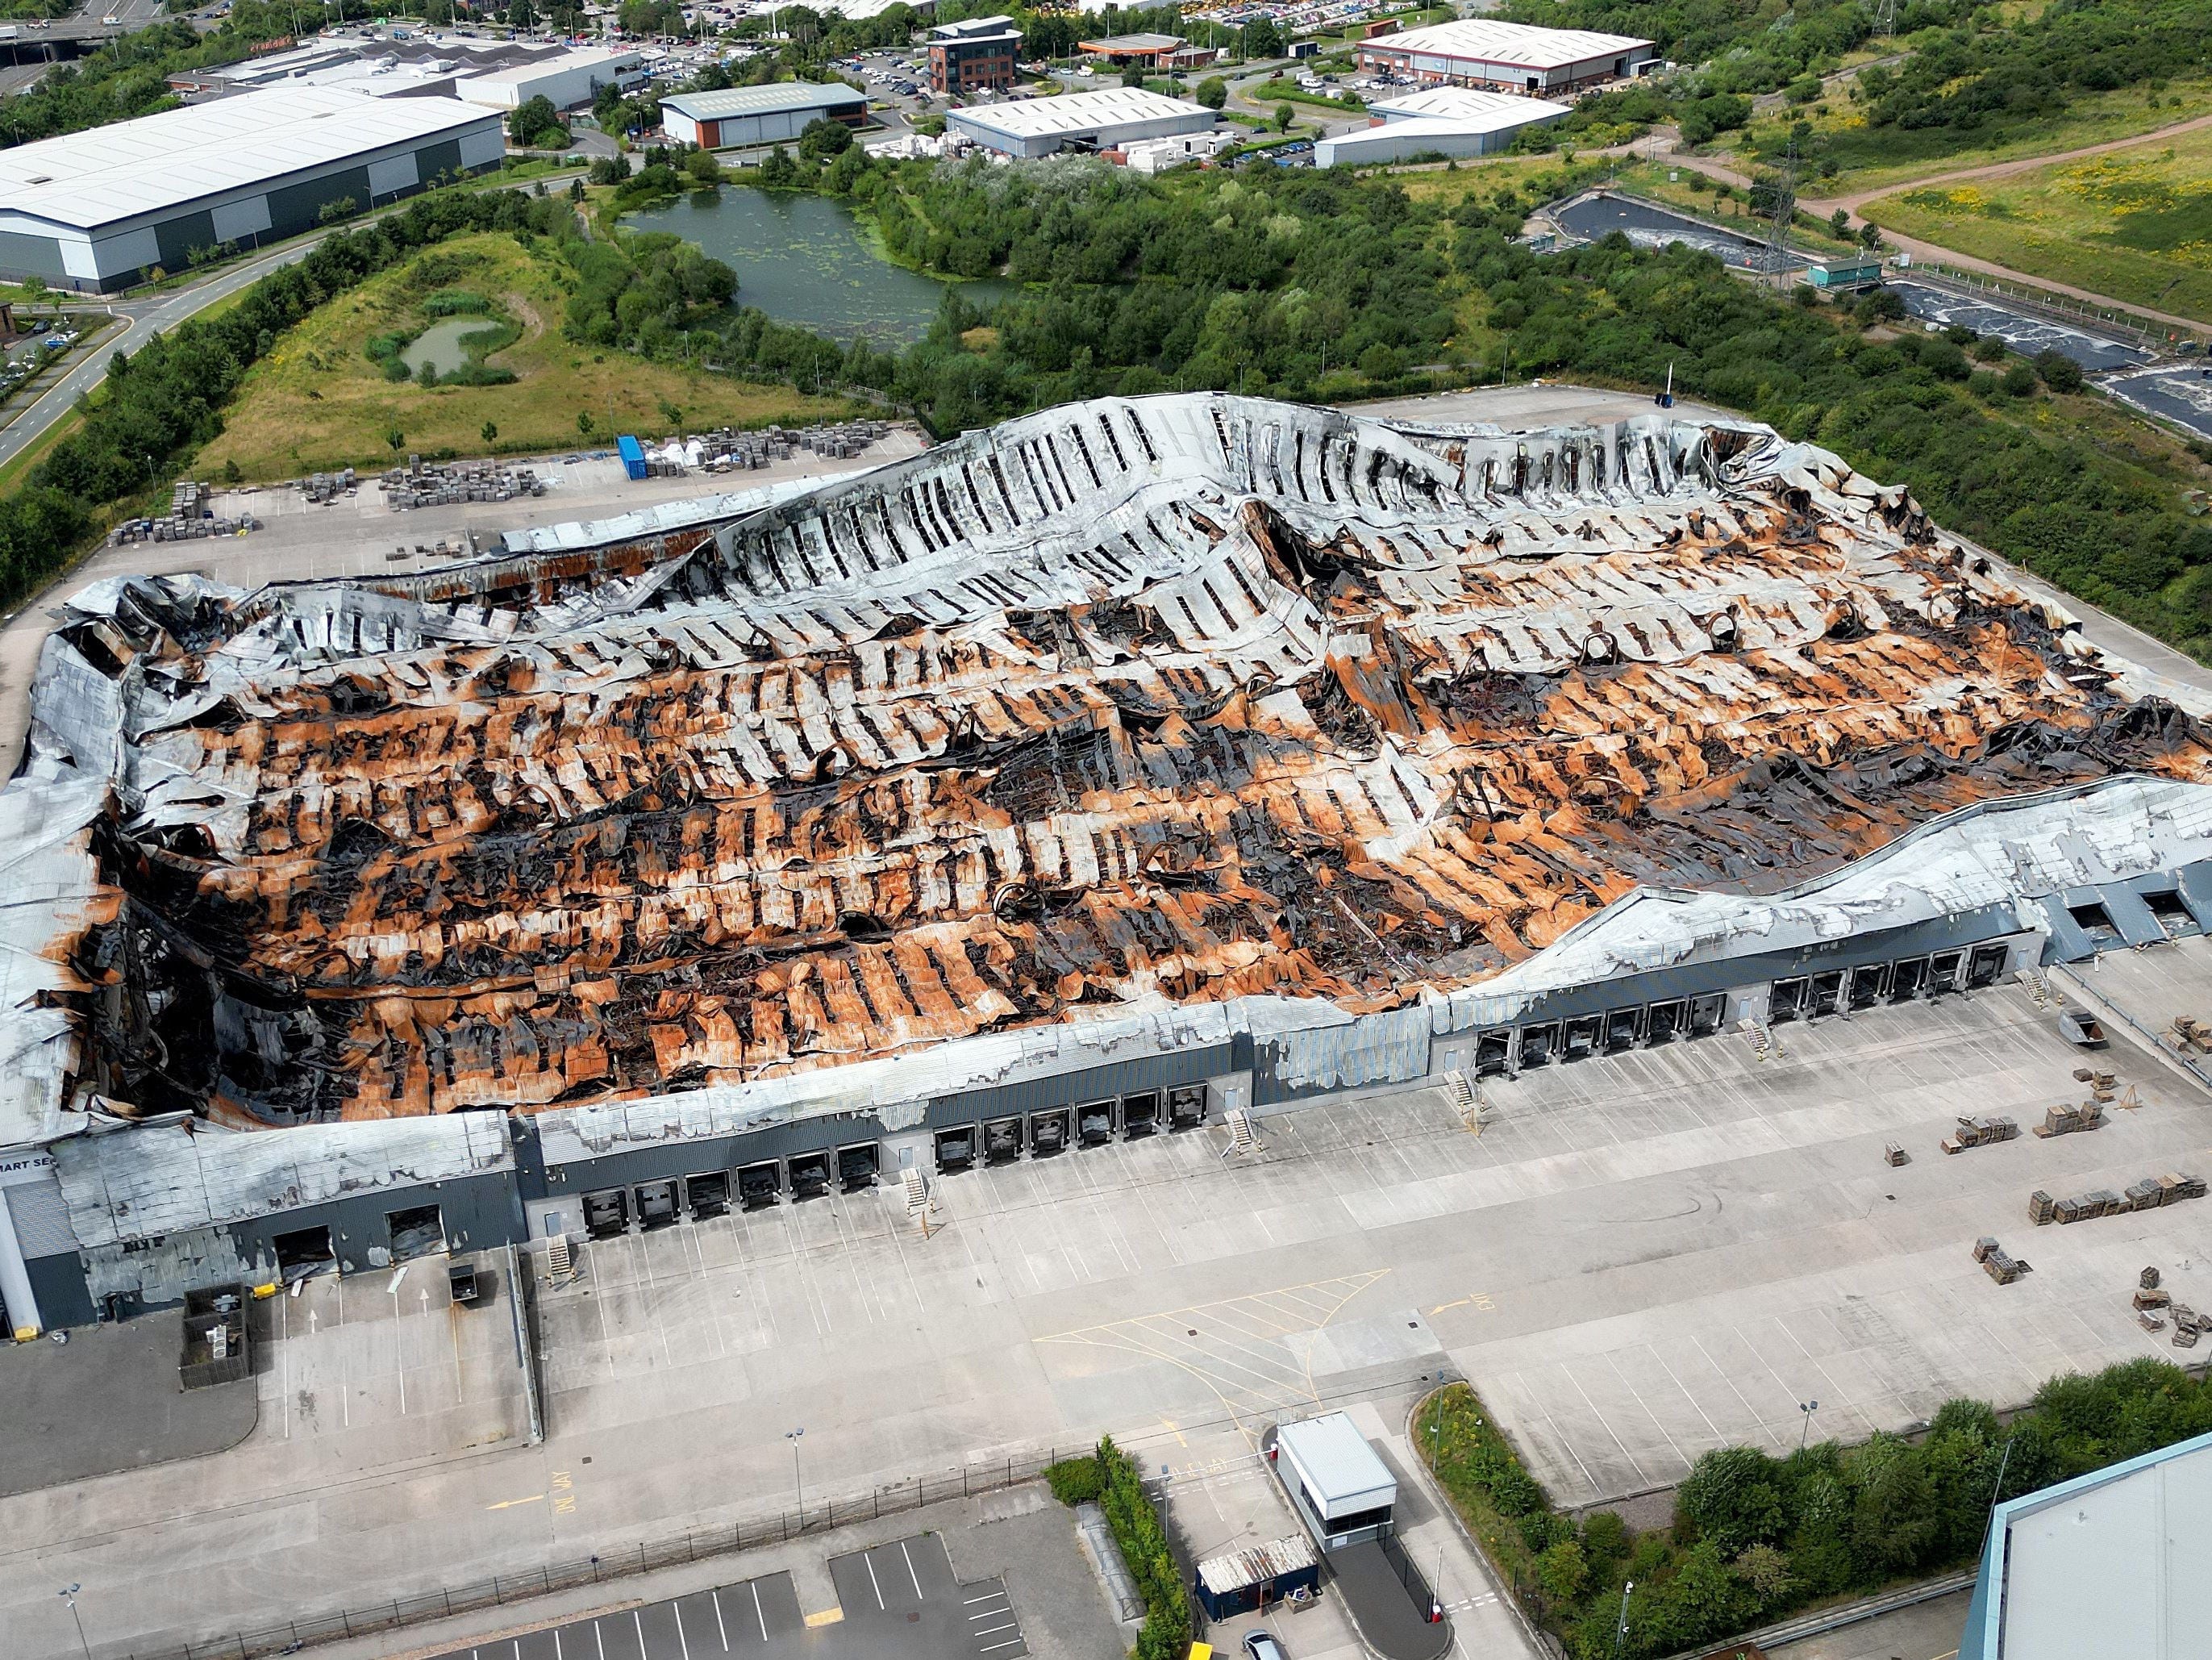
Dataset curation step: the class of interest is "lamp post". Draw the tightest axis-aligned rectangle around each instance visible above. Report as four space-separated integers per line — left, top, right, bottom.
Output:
58 1585 90 1660
1798 1399 1820 1453
785 1427 805 1520
1611 1579 1634 1659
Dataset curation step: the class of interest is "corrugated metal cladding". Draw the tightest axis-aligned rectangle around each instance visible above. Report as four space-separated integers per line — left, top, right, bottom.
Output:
925 1043 1242 1126
532 1111 898 1194
6 1178 76 1258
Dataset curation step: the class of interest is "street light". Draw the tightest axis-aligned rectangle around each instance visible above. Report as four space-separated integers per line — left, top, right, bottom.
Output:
58 1585 90 1660
1798 1399 1820 1453
1611 1579 1634 1659
785 1426 805 1519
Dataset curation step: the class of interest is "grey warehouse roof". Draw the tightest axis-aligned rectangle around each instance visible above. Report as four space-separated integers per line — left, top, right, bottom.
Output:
950 86 1211 140
0 84 500 232
660 82 868 121
1275 1413 1396 1508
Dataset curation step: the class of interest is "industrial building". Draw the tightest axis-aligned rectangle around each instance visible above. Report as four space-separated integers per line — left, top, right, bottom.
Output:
1314 86 1569 166
1356 19 1656 91
1077 31 1185 67
6 390 2212 1337
0 84 504 292
1273 1413 1398 1551
948 86 1214 157
1960 1431 2212 1658
660 81 870 150
168 36 644 111
929 14 1022 96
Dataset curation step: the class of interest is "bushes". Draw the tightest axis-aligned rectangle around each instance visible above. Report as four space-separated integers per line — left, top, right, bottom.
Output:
1095 1437 1190 1660
1044 1456 1103 1507
1423 1358 2212 1660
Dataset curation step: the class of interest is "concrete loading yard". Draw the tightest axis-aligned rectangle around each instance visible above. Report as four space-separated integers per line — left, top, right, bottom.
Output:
7 391 2212 1658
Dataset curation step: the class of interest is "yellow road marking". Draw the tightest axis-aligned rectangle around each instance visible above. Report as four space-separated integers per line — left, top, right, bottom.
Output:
485 1493 546 1511
804 1608 845 1628
1163 1419 1187 1447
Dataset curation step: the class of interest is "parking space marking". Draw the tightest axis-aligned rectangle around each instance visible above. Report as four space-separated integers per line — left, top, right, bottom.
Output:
865 1549 884 1608
901 1539 925 1600
710 1591 727 1652
751 1580 767 1641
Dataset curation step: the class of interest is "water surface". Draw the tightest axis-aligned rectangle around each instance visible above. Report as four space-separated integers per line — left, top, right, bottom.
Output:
624 187 1010 345
402 317 507 376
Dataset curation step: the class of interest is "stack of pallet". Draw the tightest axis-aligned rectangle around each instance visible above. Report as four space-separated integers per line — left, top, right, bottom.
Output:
2033 1172 2206 1225
1973 1236 2029 1285
2168 1017 2212 1056
1942 1116 2019 1154
301 468 356 504
2035 1099 2106 1137
2073 1067 2120 1101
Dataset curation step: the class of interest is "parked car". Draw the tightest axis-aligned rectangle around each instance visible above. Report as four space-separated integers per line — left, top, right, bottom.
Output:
1243 1635 1288 1660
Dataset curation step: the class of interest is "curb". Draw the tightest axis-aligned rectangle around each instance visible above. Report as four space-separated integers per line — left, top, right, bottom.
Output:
1402 1385 1562 1660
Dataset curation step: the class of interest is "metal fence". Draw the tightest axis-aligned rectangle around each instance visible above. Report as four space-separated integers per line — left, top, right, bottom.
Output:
121 1450 1078 1660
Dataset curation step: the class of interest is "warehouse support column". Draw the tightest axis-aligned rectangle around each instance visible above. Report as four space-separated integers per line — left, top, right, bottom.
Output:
0 1183 44 1339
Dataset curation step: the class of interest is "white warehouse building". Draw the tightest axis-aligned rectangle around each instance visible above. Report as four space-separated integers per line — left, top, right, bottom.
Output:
1358 19 1656 92
660 82 871 151
1315 86 1570 167
948 86 1214 159
0 85 504 293
453 47 644 111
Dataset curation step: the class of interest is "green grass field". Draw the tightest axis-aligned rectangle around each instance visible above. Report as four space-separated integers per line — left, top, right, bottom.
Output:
1864 126 2212 321
198 231 863 482
1733 77 2212 197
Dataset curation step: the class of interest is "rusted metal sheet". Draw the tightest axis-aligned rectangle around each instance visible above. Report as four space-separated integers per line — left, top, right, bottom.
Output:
41 394 2212 1127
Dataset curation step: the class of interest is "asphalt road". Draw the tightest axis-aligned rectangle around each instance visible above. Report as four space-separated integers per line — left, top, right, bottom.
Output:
0 169 585 473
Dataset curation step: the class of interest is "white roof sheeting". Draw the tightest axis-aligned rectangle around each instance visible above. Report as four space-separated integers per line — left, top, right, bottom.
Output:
54 1112 513 1248
0 85 500 232
1197 1535 1318 1595
952 86 1210 141
1276 1414 1396 1516
456 45 638 90
1368 86 1572 128
660 81 869 121
1365 19 1653 69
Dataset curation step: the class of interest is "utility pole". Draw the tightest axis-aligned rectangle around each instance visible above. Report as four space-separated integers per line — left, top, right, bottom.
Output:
58 1586 90 1660
1798 1399 1820 1453
1763 133 1798 290
785 1426 805 1519
1611 1579 1634 1659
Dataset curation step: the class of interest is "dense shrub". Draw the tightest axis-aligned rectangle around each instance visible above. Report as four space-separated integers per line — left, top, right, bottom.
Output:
1425 1358 2212 1660
1044 1455 1103 1507
1096 1437 1190 1660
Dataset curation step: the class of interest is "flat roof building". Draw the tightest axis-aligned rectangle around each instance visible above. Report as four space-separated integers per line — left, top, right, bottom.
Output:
1960 1431 2212 1659
1357 19 1656 91
948 86 1214 158
0 84 504 293
452 46 644 111
660 81 869 150
1077 31 1184 65
169 35 641 110
929 15 1021 97
1315 86 1569 166
1273 1413 1398 1550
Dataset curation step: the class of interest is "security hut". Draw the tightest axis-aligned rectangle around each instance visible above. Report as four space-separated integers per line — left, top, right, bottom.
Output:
1194 1535 1322 1620
1273 1412 1398 1551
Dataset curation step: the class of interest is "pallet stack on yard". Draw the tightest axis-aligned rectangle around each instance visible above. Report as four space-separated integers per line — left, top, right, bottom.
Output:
1973 1235 2030 1285
2035 1099 2106 1138
301 468 356 504
381 457 543 511
2168 1016 2212 1055
1942 1116 2019 1154
2031 1171 2206 1226
108 480 259 544
2127 1266 2206 1348
694 419 891 472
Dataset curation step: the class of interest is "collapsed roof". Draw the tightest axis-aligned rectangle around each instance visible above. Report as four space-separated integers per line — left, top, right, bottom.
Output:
27 393 2212 1129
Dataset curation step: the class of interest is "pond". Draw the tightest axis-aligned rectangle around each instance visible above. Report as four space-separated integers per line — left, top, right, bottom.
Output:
402 317 508 377
623 187 1010 346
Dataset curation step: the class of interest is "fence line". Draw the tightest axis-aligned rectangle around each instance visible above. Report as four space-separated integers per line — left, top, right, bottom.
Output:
127 1450 1072 1660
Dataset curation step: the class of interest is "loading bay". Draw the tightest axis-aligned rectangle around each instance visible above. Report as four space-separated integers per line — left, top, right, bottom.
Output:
425 1534 1028 1660
11 938 2212 1660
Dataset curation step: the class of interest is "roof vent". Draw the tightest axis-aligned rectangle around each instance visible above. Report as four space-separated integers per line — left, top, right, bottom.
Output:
26 174 51 184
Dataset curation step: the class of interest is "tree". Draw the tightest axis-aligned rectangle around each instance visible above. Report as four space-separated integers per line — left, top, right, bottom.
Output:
414 360 439 386
507 94 569 148
759 144 800 187
798 117 853 161
481 420 498 446
683 144 723 185
386 428 406 454
1829 207 1851 238
1273 102 1294 131
1243 17 1281 56
1533 1539 1587 1604
1677 1445 1787 1555
509 0 537 27
1857 219 1883 249
2002 359 2039 396
577 411 596 436
2036 348 2085 393
1122 63 1148 88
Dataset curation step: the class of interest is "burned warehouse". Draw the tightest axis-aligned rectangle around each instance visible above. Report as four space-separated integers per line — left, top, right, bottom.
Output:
6 390 2212 1333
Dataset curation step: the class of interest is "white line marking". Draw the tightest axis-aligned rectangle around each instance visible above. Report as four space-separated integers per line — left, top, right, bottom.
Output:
901 1539 924 1601
634 1610 648 1657
865 1550 885 1608
712 1590 728 1652
595 1620 606 1660
676 1600 693 1659
973 1621 1018 1635
980 1641 1025 1654
555 1631 564 1660
752 1581 768 1641
963 1593 1006 1605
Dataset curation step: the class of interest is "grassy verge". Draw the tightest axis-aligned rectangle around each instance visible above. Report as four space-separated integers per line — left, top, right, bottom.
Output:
1248 77 1364 113
1863 125 2212 322
198 231 862 482
1735 76 2212 197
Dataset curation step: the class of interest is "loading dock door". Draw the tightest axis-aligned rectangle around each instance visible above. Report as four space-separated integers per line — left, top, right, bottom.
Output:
838 1142 880 1191
1688 993 1725 1036
635 1179 679 1229
1848 963 1889 1010
1120 1091 1159 1138
1029 1107 1070 1156
1967 944 2009 989
1518 1022 1559 1066
1475 1028 1512 1074
385 1203 445 1262
686 1171 730 1220
1645 1001 1684 1045
983 1116 1024 1164
1769 978 1808 1023
1602 1007 1642 1053
738 1161 781 1209
935 1127 976 1173
1930 950 1964 994
1167 1086 1206 1131
1810 970 1844 1017
787 1151 831 1200
273 1224 335 1275
583 1190 630 1239
1889 957 1928 1000
1077 1100 1115 1147
1562 1015 1600 1061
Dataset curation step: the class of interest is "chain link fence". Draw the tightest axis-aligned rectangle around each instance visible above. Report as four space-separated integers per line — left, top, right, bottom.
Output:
122 1449 1074 1660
